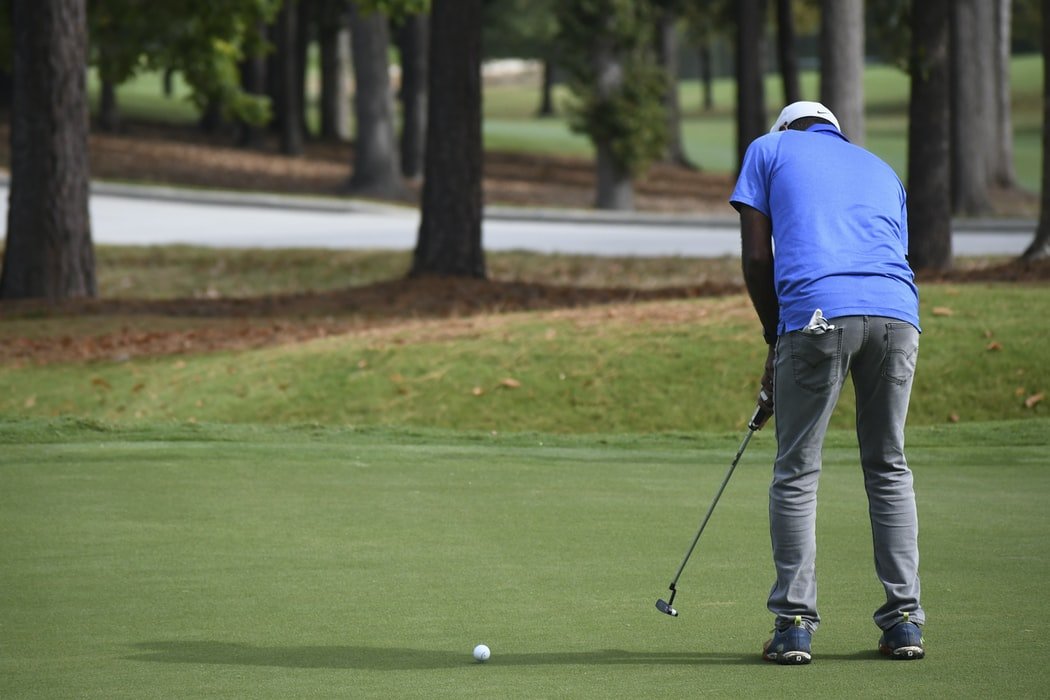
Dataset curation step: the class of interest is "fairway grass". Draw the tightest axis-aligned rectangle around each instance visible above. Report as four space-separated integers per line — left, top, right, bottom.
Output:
1 419 1047 698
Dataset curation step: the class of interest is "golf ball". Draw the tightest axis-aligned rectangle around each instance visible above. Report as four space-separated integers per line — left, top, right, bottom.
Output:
473 644 491 662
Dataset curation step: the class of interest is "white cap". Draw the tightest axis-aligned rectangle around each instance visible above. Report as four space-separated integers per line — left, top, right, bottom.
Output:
769 101 840 133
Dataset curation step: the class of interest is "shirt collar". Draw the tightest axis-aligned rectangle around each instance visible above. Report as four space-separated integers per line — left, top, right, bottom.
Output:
807 123 850 143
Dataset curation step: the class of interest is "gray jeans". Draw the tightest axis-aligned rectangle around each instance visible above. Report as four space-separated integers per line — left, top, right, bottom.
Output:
769 315 924 633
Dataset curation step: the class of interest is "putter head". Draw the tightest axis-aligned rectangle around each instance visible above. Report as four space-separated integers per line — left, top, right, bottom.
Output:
655 599 678 617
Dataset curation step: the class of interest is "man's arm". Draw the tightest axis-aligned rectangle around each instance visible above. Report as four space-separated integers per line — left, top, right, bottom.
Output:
740 205 778 342
739 204 777 426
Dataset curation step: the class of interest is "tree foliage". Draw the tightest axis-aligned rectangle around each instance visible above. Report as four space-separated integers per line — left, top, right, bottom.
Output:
555 0 667 176
483 0 558 60
87 0 280 124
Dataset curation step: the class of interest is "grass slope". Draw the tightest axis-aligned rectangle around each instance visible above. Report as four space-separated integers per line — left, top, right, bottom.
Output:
2 285 1047 432
1 419 1047 698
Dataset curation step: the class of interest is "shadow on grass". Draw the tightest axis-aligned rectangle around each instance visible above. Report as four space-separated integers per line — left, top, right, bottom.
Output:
127 641 764 670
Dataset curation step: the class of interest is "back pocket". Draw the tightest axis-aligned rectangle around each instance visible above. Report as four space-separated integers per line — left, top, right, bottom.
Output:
789 327 843 393
882 322 919 385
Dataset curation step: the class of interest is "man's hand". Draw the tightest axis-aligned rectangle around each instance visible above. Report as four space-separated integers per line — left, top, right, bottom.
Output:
751 345 776 430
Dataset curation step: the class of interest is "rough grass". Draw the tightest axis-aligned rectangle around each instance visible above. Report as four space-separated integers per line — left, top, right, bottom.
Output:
1 283 1046 432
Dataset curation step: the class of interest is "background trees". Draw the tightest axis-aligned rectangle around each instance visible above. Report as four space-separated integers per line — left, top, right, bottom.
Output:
0 0 1045 295
556 0 667 210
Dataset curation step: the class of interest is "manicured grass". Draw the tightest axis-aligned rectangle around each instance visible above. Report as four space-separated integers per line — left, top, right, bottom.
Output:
1 418 1047 698
2 284 1047 432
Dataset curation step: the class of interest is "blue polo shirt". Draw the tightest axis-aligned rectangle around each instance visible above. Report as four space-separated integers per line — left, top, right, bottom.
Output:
730 124 919 335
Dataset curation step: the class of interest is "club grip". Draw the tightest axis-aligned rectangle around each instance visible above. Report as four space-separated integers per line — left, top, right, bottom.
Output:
748 390 773 431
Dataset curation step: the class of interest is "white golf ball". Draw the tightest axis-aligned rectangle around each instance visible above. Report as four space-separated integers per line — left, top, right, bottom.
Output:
473 644 491 662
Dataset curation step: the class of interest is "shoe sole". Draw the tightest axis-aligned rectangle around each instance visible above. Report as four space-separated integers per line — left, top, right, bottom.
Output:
764 650 812 665
881 645 925 660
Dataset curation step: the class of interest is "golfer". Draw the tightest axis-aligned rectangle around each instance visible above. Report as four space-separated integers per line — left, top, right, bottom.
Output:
730 101 925 664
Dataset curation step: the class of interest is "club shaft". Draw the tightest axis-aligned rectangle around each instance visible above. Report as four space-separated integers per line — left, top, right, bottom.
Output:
668 427 755 587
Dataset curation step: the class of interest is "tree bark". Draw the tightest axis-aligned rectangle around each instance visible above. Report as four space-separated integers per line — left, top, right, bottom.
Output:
1 0 95 300
348 5 404 197
819 0 864 144
699 42 713 111
319 1 350 141
593 43 634 210
906 0 952 272
99 79 120 132
951 0 993 215
595 142 634 210
1021 0 1050 261
295 0 313 139
736 0 766 171
276 0 304 155
396 12 429 180
775 0 800 105
537 59 555 117
992 0 1016 188
411 0 485 278
655 8 693 168
237 37 268 148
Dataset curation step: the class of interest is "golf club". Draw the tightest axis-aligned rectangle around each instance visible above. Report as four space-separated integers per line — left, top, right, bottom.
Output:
655 394 771 617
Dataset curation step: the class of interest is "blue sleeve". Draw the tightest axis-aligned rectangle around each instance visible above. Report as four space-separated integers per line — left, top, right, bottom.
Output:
899 185 909 252
730 136 773 216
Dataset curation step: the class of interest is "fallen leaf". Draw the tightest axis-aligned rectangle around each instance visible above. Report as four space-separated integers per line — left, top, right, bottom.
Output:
1015 387 1027 397
91 377 112 390
1024 392 1044 409
471 386 484 396
986 341 1002 351
932 307 953 317
500 378 522 389
948 412 960 423
24 395 36 408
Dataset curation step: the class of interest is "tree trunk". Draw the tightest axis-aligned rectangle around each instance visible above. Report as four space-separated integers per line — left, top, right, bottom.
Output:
237 38 268 148
99 79 120 132
537 59 555 117
906 0 952 272
277 0 303 154
396 12 429 180
699 42 713 111
992 0 1016 188
1 0 95 300
595 142 634 210
411 0 485 278
951 0 993 215
775 0 800 105
295 0 313 139
819 0 864 144
592 43 635 210
1021 0 1050 261
319 2 350 141
655 8 693 168
348 5 404 197
736 0 766 171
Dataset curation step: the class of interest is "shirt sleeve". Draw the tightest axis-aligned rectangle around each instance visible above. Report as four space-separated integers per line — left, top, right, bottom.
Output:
729 136 773 216
899 183 909 252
